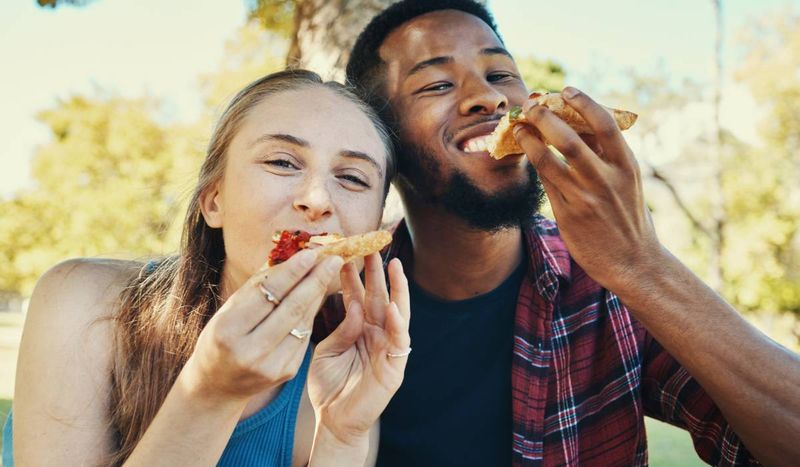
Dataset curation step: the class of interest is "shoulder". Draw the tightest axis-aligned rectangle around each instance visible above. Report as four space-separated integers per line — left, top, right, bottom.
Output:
20 257 145 375
32 258 142 317
13 258 144 463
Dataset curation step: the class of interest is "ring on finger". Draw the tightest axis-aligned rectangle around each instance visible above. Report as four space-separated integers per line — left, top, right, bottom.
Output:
386 347 412 359
258 282 282 306
290 328 312 340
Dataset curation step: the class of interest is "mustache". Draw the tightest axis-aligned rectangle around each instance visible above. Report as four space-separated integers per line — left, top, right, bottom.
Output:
444 115 503 145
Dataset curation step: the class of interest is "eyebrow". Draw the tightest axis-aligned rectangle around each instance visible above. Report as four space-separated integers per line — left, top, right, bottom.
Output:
250 133 309 149
407 56 454 77
339 150 384 178
406 47 514 78
481 46 513 59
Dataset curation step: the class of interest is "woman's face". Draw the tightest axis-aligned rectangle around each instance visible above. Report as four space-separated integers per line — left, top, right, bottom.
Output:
202 86 389 287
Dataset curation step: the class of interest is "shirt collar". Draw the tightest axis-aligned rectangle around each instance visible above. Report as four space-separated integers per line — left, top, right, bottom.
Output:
522 215 572 302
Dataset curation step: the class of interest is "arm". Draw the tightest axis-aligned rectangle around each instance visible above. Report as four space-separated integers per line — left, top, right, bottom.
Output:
125 251 344 466
15 251 344 466
641 333 759 465
513 87 800 465
13 259 135 465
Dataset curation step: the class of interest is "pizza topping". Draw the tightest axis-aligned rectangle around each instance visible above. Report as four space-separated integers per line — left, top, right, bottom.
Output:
268 230 315 266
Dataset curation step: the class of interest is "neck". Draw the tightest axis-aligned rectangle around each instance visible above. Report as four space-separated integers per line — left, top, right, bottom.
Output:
401 194 525 301
218 261 247 303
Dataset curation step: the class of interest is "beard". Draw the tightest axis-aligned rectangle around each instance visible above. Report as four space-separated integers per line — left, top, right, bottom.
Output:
395 139 545 232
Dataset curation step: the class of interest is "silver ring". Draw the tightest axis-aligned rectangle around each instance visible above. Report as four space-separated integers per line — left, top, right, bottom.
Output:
386 347 412 359
290 328 312 340
258 282 281 306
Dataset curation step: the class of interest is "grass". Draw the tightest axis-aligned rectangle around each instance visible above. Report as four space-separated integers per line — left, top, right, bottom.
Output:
0 312 706 466
646 418 706 466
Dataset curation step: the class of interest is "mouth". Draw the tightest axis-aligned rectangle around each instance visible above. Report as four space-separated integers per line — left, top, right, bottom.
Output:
459 134 493 154
453 121 501 156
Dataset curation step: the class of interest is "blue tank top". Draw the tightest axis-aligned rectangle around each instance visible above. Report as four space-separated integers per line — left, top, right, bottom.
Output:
2 347 311 467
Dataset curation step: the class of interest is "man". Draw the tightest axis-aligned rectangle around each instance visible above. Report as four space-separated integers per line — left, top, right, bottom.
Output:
314 1 800 465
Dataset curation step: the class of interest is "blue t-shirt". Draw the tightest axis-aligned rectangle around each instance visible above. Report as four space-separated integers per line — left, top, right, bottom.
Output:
377 260 526 466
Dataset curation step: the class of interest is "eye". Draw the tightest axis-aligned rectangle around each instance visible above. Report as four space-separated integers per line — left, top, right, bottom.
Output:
264 156 300 170
487 72 516 83
418 82 453 93
337 173 371 189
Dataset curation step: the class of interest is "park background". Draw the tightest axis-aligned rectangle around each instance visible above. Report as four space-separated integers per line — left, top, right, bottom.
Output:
1 0 799 465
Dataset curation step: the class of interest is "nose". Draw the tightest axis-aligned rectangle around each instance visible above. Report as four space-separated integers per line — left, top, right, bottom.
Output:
292 176 333 223
458 74 508 116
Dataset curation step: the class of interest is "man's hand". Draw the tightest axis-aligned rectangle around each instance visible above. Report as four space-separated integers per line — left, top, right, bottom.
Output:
513 86 664 292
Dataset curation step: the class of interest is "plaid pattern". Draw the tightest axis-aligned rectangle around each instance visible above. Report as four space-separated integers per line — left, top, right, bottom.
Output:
313 215 759 466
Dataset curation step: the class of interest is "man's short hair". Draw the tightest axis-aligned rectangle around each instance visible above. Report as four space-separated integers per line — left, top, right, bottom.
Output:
345 0 502 106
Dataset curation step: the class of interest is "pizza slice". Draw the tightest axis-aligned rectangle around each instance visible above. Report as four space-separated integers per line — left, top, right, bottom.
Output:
268 229 392 266
488 92 638 160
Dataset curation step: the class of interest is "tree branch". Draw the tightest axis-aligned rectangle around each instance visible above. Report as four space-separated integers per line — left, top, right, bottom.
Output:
644 161 711 237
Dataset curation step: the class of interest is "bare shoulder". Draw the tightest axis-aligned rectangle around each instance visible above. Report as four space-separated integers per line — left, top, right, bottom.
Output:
33 257 142 312
22 257 144 354
13 258 144 464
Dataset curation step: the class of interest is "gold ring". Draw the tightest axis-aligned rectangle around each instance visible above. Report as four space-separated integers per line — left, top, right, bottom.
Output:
258 282 281 306
386 348 412 359
290 328 312 340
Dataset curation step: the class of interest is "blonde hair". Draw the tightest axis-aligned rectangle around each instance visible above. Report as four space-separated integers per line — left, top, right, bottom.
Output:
108 69 394 465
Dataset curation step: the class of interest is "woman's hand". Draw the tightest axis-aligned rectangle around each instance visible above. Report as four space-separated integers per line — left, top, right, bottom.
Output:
308 254 411 446
181 249 345 403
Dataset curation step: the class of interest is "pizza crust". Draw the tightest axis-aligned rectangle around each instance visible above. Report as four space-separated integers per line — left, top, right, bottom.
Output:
487 93 638 160
315 230 392 262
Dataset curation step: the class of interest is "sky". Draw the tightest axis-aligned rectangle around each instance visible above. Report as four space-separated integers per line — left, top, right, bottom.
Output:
0 0 797 197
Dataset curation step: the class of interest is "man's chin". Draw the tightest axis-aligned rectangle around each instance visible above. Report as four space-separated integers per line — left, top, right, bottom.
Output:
398 142 545 231
437 167 545 232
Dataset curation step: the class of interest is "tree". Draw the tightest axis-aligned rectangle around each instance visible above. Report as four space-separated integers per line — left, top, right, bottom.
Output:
36 0 92 7
0 95 194 295
732 9 800 318
0 19 292 296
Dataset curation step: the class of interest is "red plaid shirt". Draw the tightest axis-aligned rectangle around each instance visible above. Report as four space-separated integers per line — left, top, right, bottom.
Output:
314 215 759 466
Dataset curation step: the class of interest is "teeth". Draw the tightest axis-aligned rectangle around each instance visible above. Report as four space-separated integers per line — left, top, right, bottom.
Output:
463 135 491 153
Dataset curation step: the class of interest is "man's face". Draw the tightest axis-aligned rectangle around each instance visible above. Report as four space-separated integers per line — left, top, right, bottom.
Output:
379 9 543 229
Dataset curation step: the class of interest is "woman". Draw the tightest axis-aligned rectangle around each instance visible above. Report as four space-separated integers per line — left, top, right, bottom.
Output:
4 69 409 466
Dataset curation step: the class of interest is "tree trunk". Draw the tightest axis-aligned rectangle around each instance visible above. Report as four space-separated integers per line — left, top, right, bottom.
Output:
709 0 725 291
287 0 399 80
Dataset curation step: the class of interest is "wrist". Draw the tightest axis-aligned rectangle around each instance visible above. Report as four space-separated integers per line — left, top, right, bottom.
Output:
309 422 370 467
605 243 673 296
177 356 250 411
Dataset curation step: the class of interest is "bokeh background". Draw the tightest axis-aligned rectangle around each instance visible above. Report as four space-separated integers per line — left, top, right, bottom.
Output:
1 1 799 465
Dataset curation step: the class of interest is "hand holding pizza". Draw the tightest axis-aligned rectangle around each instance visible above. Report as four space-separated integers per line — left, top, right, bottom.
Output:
308 254 410 448
181 249 343 402
512 87 665 293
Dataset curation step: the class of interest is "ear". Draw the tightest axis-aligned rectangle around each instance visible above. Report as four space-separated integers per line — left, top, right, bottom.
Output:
199 181 224 228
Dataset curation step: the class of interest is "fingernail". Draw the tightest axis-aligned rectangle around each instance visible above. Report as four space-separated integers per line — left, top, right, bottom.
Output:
522 100 537 113
513 125 526 137
562 87 579 99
